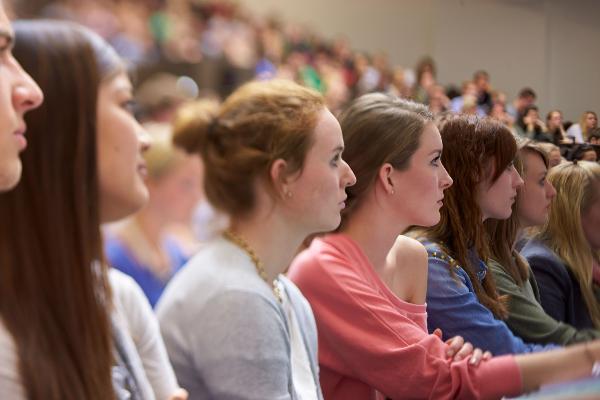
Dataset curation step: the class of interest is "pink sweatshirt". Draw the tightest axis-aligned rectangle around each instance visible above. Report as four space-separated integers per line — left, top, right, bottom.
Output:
288 234 523 400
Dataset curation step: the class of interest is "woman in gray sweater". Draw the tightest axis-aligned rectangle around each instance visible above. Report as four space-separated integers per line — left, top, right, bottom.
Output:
157 79 356 399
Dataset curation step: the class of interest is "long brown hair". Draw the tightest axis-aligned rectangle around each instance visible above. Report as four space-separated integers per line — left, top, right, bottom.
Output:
425 115 517 319
486 140 549 286
538 161 600 328
0 21 123 399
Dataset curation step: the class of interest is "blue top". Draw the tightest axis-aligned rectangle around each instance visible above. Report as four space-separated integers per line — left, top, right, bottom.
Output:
105 235 188 308
521 238 596 330
422 241 557 356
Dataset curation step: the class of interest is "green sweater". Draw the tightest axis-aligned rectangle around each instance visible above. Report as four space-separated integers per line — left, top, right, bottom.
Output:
489 258 600 345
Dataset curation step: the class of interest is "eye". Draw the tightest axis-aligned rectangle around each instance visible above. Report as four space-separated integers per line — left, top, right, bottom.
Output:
121 99 137 115
506 161 515 171
330 153 342 167
430 155 441 167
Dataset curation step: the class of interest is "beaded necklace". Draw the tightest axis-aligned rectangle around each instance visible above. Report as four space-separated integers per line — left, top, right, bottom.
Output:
223 230 283 303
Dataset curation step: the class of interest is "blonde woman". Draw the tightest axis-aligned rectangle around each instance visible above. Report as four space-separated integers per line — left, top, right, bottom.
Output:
106 137 203 307
522 161 600 332
566 111 598 143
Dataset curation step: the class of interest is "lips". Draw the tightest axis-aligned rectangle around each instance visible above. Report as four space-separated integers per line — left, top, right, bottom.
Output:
14 126 27 150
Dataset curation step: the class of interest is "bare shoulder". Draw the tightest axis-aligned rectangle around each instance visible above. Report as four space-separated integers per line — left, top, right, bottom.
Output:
387 235 428 270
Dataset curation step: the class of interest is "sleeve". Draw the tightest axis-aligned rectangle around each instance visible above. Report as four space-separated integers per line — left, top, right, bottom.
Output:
527 254 569 323
163 290 293 400
291 254 523 400
110 270 179 400
426 257 553 356
0 322 26 399
490 262 600 346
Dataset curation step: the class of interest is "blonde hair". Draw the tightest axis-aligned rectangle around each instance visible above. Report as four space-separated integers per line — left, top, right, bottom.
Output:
580 111 598 141
538 161 600 328
171 79 324 217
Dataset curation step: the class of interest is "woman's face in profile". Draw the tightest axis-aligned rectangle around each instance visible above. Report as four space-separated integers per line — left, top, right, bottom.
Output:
96 71 150 223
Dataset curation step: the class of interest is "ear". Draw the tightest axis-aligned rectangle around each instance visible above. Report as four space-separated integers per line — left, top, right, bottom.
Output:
377 163 396 195
269 158 292 198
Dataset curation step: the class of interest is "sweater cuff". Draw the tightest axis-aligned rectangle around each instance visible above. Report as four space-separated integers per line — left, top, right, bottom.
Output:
476 355 522 399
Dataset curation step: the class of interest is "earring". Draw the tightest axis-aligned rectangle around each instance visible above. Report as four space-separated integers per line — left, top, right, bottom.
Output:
390 189 395 195
285 190 293 198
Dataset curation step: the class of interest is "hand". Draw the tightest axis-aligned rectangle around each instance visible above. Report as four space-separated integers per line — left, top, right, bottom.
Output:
444 335 492 366
168 388 188 400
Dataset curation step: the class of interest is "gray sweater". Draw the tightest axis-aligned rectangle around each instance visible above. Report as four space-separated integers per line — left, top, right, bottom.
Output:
156 237 323 400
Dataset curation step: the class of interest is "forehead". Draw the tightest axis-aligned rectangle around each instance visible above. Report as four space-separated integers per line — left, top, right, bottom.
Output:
419 122 442 150
0 5 10 35
310 108 341 147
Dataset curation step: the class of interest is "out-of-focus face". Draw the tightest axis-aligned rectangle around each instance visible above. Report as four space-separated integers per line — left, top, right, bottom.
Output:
548 149 562 168
582 182 600 251
147 152 203 223
517 152 556 228
581 149 598 162
285 108 356 233
476 159 524 221
547 111 562 130
526 108 539 121
391 123 453 227
97 72 150 223
0 7 44 191
585 113 598 130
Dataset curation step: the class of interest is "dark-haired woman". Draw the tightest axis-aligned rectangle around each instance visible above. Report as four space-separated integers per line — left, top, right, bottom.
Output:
0 20 185 400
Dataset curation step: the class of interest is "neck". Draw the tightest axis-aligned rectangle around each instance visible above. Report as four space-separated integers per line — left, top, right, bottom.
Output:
133 208 166 247
228 210 305 283
341 199 407 274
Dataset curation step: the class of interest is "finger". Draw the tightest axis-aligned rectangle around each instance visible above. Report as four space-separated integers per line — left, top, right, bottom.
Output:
469 348 483 366
433 328 443 339
446 336 464 358
453 341 474 362
483 351 492 360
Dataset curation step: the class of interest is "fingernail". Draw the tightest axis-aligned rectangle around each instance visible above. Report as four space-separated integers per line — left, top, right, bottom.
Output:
469 357 476 365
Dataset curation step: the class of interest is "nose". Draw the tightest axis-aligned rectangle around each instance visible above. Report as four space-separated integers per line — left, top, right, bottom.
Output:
138 128 152 153
440 163 453 189
13 65 43 114
512 166 524 188
342 159 357 187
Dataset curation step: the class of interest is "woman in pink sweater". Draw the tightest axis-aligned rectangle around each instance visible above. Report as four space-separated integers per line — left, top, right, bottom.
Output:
288 93 600 400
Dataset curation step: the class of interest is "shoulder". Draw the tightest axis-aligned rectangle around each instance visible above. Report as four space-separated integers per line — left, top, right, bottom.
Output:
390 236 428 262
521 240 567 273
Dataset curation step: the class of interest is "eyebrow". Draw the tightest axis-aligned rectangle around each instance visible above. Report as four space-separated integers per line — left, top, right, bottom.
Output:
332 145 344 154
428 149 442 156
0 30 14 51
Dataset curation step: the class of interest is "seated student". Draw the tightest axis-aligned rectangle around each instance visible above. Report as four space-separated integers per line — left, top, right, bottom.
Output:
0 5 43 191
521 161 600 332
417 115 557 355
566 111 597 143
568 143 598 162
106 138 203 307
588 128 600 145
289 94 600 400
157 79 356 399
486 140 600 345
0 20 185 400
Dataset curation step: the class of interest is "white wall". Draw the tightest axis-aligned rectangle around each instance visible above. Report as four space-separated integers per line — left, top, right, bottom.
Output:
237 0 600 121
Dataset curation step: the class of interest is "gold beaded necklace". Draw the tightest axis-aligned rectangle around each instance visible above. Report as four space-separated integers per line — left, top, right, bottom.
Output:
223 230 283 303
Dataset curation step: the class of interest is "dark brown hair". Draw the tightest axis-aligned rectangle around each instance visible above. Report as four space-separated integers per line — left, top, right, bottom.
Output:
0 20 123 399
173 79 324 218
338 93 432 224
425 115 517 319
485 139 548 286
